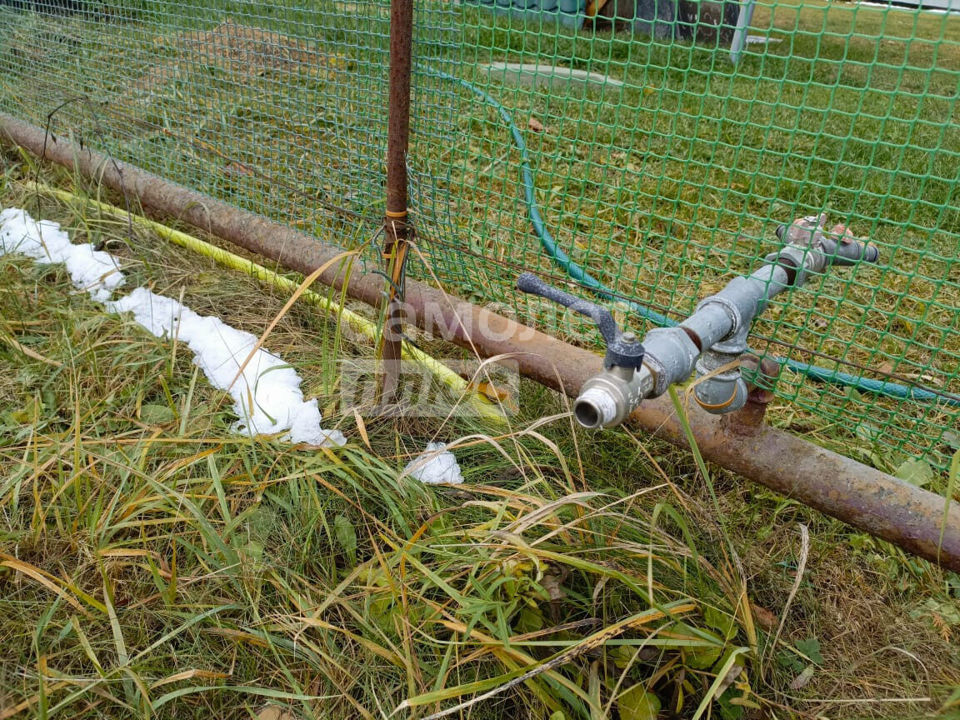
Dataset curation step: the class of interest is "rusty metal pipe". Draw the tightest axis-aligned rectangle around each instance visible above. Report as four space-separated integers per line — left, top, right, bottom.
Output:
381 0 415 402
2 112 958 571
386 0 412 220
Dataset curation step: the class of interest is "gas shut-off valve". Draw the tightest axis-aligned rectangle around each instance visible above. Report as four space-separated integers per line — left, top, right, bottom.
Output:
517 214 880 430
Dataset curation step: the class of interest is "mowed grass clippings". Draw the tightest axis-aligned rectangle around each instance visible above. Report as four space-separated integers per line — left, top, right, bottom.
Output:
0 161 959 719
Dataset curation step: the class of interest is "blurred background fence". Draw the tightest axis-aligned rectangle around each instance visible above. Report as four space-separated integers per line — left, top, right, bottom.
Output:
0 0 957 471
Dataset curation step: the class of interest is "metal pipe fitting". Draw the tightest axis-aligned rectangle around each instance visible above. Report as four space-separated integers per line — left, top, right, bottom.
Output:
688 278 758 414
640 327 701 396
569 215 878 425
680 300 733 350
694 349 749 414
687 251 793 414
724 355 781 432
575 321 702 428
746 262 792 305
531 213 879 430
574 365 654 429
821 234 880 265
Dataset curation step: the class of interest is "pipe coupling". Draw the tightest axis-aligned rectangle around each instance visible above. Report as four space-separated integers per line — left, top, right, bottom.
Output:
641 327 700 397
765 241 824 288
693 292 745 339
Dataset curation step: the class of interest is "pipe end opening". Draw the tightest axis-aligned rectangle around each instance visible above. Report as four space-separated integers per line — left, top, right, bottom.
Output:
575 399 602 429
574 386 619 429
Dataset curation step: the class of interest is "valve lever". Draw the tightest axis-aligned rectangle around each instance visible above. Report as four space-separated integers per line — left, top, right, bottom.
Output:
516 273 644 370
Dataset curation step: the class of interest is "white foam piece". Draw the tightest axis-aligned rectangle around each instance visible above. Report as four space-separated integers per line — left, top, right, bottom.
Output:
0 207 124 302
404 442 464 485
1 206 345 447
106 288 346 447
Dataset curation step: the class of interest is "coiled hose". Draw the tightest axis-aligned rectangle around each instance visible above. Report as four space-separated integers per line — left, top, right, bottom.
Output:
422 65 958 406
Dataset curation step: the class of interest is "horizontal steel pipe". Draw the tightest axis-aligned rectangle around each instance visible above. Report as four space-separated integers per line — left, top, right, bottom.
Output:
3 112 958 570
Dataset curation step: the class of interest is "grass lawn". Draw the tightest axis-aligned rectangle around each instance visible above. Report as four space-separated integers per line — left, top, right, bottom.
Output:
0 0 954 470
0 150 959 720
0 0 959 717
430 0 960 471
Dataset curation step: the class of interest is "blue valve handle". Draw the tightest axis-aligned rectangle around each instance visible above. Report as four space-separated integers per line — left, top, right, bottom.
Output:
517 272 620 346
516 272 645 369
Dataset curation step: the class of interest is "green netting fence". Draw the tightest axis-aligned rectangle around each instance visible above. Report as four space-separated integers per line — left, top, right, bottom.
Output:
1 0 957 472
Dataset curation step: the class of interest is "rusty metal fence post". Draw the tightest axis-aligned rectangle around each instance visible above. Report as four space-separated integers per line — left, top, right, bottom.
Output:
379 0 415 406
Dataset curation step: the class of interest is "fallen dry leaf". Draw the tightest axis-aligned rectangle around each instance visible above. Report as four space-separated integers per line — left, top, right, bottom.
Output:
789 664 816 690
256 706 298 720
751 604 778 631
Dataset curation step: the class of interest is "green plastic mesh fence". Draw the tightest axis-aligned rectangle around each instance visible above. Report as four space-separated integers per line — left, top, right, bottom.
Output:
0 0 957 473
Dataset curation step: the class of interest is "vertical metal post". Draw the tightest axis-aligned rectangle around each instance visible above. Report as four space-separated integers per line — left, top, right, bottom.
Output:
729 0 756 64
381 0 415 406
